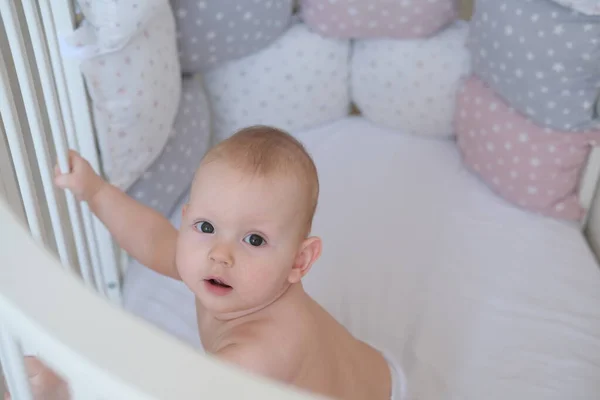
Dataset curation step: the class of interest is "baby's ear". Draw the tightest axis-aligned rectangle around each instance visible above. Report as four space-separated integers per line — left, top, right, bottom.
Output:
288 237 322 284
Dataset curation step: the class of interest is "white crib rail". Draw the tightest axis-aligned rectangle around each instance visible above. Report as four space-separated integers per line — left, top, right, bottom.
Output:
1 0 75 273
35 0 106 298
0 48 46 244
21 0 96 289
579 146 600 228
0 0 121 303
0 329 33 400
0 200 319 400
46 0 122 302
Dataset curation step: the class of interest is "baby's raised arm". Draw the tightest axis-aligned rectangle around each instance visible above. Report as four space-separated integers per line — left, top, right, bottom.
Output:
54 150 180 280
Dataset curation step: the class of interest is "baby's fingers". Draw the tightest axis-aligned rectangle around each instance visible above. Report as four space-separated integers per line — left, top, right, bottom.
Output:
54 162 71 176
54 163 63 177
53 164 65 184
54 150 79 176
2 376 8 400
67 149 85 166
23 356 46 378
54 173 75 190
2 357 42 399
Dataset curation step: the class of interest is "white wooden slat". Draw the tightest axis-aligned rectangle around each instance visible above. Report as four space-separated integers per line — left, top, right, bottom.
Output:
0 0 73 269
19 0 95 289
36 0 106 295
80 203 107 297
0 46 45 243
50 1 122 303
0 199 320 400
579 146 600 229
0 328 33 400
0 99 26 224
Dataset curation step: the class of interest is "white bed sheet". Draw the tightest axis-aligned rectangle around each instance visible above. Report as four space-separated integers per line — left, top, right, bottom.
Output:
122 117 600 400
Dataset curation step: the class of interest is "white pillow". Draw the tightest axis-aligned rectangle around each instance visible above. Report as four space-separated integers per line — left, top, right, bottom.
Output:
351 21 471 138
63 2 181 190
203 23 351 142
550 0 600 15
76 0 165 51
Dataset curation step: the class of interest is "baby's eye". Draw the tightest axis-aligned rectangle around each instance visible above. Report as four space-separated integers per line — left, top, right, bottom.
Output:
243 234 266 247
194 221 214 234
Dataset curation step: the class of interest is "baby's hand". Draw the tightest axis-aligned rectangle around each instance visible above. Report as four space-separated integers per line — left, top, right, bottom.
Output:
54 150 105 202
3 356 69 400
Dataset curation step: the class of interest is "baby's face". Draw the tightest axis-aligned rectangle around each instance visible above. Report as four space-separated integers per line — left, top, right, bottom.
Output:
176 161 308 319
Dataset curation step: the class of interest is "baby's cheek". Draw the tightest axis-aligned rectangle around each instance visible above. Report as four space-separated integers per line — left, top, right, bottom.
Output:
177 259 198 290
177 260 194 281
244 269 273 287
175 243 205 286
243 263 288 293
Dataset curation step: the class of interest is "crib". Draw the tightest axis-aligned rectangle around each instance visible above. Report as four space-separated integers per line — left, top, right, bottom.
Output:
2 0 600 399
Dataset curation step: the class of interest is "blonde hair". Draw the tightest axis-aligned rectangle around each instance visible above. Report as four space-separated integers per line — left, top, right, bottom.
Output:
198 126 319 236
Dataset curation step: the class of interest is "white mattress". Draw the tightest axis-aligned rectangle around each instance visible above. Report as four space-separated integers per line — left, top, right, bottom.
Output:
122 117 600 400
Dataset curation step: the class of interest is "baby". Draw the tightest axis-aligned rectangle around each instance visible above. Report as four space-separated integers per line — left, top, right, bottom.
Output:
7 126 405 400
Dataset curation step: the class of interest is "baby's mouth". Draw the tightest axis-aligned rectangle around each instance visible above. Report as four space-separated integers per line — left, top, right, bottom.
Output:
205 278 232 289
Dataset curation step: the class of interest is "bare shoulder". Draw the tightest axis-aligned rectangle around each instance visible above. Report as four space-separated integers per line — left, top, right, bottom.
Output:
215 318 303 382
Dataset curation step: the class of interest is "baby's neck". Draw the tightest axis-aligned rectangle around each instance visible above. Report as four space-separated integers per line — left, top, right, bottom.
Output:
212 282 306 322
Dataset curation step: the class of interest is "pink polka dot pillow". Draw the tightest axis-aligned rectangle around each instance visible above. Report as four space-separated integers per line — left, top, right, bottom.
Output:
300 0 458 39
455 76 600 221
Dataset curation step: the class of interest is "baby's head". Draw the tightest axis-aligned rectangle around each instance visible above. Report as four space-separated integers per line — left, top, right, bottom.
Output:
176 126 321 319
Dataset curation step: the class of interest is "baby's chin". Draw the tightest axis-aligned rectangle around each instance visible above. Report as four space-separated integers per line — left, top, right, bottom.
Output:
190 281 243 312
196 288 283 319
198 297 262 320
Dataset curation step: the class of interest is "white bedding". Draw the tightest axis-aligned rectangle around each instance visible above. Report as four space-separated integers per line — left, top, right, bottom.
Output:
122 117 600 400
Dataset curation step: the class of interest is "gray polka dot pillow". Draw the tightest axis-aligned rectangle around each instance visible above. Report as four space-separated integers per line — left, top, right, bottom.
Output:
170 0 294 74
351 21 471 137
204 23 351 142
469 0 600 132
126 76 212 216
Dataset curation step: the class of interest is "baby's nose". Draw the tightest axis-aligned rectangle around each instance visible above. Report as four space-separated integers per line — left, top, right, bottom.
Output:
208 243 234 267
